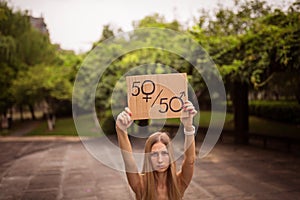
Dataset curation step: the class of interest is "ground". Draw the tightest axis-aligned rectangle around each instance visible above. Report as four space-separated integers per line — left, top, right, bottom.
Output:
0 136 300 200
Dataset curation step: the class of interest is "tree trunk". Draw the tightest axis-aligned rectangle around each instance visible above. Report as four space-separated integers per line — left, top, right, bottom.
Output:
43 101 55 131
7 108 13 129
1 112 8 129
28 104 36 120
52 114 56 129
46 113 55 131
232 81 249 144
47 118 53 131
19 105 24 121
296 78 300 104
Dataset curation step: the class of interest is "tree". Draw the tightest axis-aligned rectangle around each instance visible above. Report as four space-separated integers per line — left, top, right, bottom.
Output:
74 15 200 135
248 2 300 102
1 1 78 130
190 0 299 143
0 1 31 126
132 13 180 31
11 64 73 130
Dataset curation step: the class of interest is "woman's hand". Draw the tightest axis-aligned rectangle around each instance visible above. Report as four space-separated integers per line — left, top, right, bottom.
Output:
116 107 133 132
180 101 197 130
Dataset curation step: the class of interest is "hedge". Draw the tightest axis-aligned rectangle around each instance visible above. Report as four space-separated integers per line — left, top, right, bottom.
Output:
248 101 300 124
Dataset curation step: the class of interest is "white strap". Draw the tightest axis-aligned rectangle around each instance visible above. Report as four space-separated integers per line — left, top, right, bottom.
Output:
184 125 195 135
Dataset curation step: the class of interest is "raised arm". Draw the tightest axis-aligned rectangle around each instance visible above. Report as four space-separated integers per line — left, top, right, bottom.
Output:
116 108 143 195
178 101 197 191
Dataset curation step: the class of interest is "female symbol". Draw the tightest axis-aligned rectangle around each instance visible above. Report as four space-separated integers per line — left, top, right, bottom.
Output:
141 80 155 102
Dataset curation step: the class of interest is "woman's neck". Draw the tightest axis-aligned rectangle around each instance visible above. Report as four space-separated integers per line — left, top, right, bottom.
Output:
155 171 167 187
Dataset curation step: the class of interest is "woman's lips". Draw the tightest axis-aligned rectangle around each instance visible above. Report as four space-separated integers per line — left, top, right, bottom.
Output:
157 164 165 168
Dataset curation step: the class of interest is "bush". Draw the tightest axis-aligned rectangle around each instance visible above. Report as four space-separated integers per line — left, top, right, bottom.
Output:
56 100 72 117
99 110 116 135
249 101 300 124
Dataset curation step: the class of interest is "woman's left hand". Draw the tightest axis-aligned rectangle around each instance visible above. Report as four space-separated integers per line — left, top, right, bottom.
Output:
180 101 197 129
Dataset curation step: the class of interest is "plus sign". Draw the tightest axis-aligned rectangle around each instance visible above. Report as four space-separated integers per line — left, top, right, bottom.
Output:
143 95 152 102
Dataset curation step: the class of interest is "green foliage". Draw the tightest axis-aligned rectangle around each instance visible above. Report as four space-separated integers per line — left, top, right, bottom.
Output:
189 0 300 134
11 64 73 116
99 110 116 135
78 22 197 119
0 1 81 118
0 1 65 115
133 13 180 31
249 101 300 124
0 34 15 62
17 27 57 66
56 49 82 68
26 65 71 99
0 2 29 112
191 0 300 101
1 0 299 137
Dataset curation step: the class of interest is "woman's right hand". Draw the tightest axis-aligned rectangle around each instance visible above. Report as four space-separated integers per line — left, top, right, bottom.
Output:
116 107 133 132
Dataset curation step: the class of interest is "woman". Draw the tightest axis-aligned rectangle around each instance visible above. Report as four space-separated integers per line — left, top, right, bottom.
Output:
116 101 197 200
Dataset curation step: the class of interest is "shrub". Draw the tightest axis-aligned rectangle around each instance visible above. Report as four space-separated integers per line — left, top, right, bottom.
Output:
249 101 300 124
99 110 116 135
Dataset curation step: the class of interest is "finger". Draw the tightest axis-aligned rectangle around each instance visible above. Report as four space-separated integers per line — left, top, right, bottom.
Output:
122 111 129 125
190 109 197 115
120 111 127 124
124 108 132 123
125 107 132 117
188 107 196 112
183 101 192 108
125 113 132 125
184 100 192 105
184 104 194 111
118 114 123 125
187 105 196 112
185 106 197 115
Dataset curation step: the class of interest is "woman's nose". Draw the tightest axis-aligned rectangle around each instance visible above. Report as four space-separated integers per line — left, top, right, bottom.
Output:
158 153 163 163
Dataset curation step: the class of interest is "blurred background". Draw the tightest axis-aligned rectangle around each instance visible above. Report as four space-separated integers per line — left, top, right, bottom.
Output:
0 0 299 148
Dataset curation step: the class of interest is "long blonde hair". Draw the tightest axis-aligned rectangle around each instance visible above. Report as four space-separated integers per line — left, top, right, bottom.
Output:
140 132 182 200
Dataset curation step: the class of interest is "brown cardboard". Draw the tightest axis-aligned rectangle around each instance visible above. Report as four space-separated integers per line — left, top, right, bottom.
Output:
126 73 188 120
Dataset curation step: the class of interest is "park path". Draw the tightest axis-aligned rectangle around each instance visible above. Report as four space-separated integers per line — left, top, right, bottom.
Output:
10 120 41 136
0 136 300 199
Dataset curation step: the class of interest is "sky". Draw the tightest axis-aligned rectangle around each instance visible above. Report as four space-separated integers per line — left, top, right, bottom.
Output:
8 0 286 53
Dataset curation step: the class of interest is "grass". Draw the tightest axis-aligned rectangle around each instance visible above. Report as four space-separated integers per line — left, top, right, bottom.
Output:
248 116 300 139
165 111 233 128
166 111 299 138
27 118 78 136
2 111 298 139
27 115 103 137
0 129 11 136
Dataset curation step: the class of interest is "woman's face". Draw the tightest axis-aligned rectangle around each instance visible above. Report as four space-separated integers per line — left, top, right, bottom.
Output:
150 142 170 173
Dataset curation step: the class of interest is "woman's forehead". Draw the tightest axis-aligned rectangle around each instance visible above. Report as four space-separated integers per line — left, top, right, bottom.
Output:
151 142 167 152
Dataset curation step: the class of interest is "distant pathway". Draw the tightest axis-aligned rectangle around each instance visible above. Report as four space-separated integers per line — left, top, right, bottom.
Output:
10 120 41 136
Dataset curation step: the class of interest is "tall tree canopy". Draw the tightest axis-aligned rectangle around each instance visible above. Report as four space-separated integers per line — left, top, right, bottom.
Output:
0 1 79 130
190 0 300 143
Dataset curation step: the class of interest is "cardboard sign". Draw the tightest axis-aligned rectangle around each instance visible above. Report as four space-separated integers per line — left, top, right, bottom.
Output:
126 73 188 120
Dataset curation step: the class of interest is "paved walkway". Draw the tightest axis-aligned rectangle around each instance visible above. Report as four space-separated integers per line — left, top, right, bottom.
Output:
0 136 300 200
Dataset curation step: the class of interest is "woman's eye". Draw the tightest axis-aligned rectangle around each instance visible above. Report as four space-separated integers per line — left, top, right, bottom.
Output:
151 152 158 157
150 151 169 158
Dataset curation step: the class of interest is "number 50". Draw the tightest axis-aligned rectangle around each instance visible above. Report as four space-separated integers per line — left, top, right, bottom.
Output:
159 96 183 113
